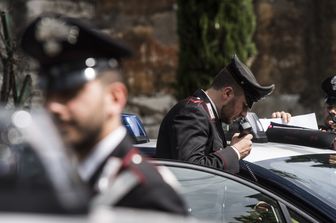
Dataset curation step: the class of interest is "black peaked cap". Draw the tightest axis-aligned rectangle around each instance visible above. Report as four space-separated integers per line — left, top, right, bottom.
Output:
226 54 274 108
20 14 132 91
21 14 132 67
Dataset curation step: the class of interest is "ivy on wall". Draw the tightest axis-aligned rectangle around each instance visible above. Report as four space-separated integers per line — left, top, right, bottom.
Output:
176 0 256 99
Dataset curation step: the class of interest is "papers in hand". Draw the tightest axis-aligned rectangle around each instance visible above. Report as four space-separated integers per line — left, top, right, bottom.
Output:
259 113 318 131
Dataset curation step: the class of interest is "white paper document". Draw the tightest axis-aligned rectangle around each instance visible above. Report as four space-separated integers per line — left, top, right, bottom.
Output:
259 113 318 131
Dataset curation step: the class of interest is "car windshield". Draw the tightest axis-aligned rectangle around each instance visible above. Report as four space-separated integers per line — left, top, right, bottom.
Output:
255 153 336 209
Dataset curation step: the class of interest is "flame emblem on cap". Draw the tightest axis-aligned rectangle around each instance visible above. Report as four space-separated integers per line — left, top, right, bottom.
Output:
35 17 79 57
331 76 336 91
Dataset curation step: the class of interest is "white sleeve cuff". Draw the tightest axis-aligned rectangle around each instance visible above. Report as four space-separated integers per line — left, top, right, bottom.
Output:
231 145 241 160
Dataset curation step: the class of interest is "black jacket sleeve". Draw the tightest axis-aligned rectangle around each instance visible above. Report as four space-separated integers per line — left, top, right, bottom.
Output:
172 105 239 173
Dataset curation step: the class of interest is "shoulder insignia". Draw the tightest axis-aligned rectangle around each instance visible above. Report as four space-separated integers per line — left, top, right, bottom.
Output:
186 97 216 120
121 148 146 183
93 149 148 206
93 166 139 207
186 96 204 105
95 148 146 193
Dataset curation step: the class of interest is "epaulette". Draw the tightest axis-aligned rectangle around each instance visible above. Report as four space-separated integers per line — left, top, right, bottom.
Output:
186 96 216 120
121 148 146 183
92 148 145 207
186 96 204 105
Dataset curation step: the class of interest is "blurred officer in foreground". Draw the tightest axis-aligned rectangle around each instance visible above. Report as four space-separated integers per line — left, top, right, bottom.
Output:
20 14 187 215
156 55 290 173
321 75 336 132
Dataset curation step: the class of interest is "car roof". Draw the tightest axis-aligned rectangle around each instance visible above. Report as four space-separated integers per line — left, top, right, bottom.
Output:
134 139 336 163
244 142 336 162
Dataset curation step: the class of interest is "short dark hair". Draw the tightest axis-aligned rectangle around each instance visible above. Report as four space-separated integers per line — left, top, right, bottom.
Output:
97 68 124 85
210 68 243 95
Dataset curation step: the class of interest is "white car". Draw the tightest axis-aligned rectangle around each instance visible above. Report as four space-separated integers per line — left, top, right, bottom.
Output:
127 113 336 222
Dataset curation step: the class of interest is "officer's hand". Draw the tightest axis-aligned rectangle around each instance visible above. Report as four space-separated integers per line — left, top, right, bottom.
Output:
271 111 291 123
327 120 336 130
329 155 336 164
230 133 253 159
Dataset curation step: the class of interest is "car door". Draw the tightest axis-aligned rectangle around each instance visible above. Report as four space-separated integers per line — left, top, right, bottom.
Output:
154 161 320 223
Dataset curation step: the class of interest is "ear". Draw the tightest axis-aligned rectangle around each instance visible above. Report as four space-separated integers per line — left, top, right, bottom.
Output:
221 86 235 100
105 82 128 116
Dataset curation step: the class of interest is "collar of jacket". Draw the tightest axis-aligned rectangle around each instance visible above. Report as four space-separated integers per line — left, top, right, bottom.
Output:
193 89 220 120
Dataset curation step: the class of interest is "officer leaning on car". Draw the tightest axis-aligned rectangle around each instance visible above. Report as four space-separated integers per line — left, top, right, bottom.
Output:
321 75 336 132
156 55 291 174
20 14 188 215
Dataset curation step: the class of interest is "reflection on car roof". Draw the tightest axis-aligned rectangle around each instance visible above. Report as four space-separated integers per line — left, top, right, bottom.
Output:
245 142 336 162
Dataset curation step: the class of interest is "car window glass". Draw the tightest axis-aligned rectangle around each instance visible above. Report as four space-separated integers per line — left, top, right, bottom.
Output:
256 154 336 209
169 166 284 223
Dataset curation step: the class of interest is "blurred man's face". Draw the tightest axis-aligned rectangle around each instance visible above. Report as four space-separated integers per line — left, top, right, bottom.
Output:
324 104 336 129
45 80 108 154
220 94 248 124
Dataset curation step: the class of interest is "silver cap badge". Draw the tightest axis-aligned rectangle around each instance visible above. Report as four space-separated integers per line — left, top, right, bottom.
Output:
35 17 79 57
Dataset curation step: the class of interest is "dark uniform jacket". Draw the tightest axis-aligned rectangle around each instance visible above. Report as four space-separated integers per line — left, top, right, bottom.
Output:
156 89 239 173
88 135 188 215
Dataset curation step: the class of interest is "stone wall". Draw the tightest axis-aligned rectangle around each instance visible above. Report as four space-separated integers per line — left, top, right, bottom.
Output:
4 0 179 137
252 0 336 120
2 0 336 136
11 0 179 95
